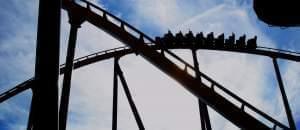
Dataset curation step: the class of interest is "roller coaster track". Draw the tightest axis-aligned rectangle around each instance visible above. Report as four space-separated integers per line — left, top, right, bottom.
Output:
1 44 297 129
1 0 299 129
58 45 300 73
0 78 34 103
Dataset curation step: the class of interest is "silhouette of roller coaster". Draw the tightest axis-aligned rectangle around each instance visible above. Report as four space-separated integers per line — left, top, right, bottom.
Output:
1 0 299 130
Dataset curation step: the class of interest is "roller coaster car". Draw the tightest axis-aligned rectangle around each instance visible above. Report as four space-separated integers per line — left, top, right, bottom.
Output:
175 31 185 45
155 37 163 47
185 31 195 45
163 31 175 47
206 32 215 48
253 0 300 27
225 33 235 49
158 31 258 51
215 33 225 49
236 35 246 49
195 32 205 47
246 36 257 49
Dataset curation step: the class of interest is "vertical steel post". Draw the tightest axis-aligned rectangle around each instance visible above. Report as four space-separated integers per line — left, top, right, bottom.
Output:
272 58 296 130
199 102 208 130
192 49 211 130
112 58 119 130
28 0 61 129
59 11 85 130
27 90 36 130
116 62 145 130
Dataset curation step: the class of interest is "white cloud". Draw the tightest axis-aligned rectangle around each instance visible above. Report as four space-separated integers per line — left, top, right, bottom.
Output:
133 0 184 29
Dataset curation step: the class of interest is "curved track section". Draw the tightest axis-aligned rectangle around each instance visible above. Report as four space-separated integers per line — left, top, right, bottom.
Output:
1 44 294 129
1 45 292 129
0 78 34 103
59 45 300 74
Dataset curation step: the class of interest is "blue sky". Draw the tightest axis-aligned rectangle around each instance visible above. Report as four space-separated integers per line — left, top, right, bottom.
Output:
0 0 300 129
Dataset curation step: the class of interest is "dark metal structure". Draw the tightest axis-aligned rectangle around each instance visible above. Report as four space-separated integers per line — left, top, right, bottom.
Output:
253 0 300 27
27 0 61 130
0 0 299 130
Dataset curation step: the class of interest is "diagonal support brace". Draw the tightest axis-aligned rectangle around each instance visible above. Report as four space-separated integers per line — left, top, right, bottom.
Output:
59 9 86 130
115 59 145 130
192 49 211 130
272 58 296 130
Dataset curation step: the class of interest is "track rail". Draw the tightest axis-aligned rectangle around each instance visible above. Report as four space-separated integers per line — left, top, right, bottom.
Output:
59 44 300 73
0 78 34 103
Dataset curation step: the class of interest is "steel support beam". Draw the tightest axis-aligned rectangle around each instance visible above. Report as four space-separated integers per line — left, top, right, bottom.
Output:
59 10 85 130
27 90 36 130
192 50 211 130
112 58 119 130
272 58 296 130
28 0 61 129
116 62 145 130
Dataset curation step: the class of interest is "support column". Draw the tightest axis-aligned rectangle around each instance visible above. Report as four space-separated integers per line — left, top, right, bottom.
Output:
59 11 85 130
27 89 36 130
116 62 145 130
112 58 119 130
28 0 61 129
192 49 211 130
272 58 296 130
